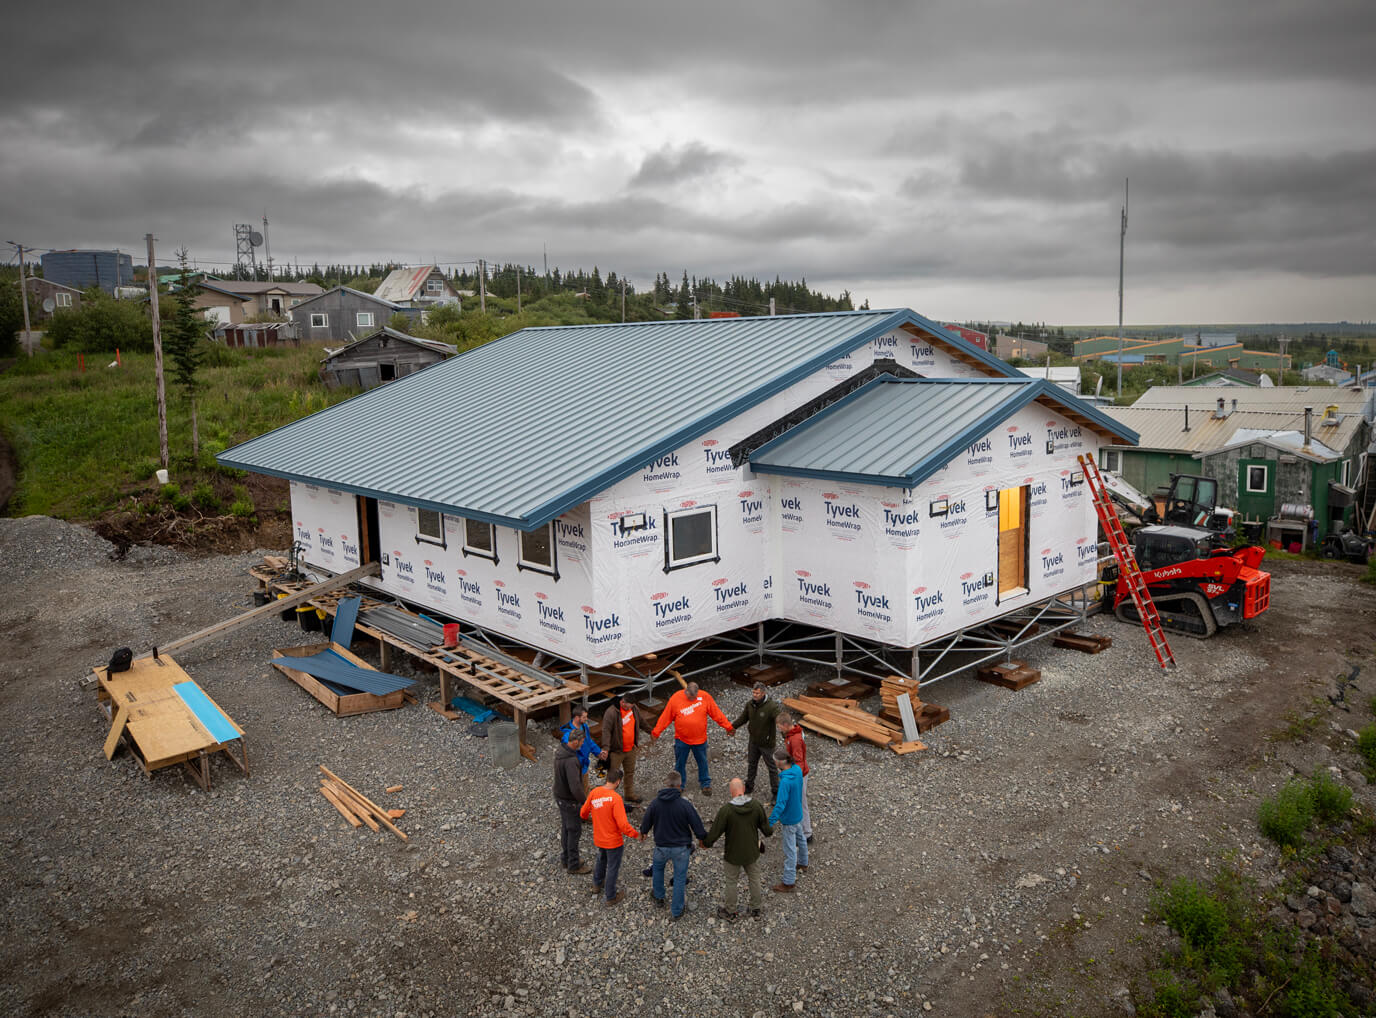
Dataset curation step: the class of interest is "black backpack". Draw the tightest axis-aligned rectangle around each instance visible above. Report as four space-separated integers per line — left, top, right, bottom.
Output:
107 647 133 677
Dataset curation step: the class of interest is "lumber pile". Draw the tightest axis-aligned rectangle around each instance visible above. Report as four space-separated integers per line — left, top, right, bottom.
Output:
875 675 951 733
975 660 1041 690
318 765 408 841
1052 631 1113 654
781 695 927 756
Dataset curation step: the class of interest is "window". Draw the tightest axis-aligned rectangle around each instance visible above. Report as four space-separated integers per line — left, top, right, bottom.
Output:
1341 460 1351 486
463 519 498 563
664 505 718 571
518 523 558 578
426 278 445 294
416 508 445 546
1100 449 1121 472
310 313 328 328
55 292 72 308
356 312 374 328
1246 465 1268 493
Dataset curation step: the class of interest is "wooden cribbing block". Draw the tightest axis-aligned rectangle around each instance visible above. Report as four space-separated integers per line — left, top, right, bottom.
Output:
804 678 874 700
1053 632 1112 653
733 662 795 687
975 661 1041 690
891 740 927 755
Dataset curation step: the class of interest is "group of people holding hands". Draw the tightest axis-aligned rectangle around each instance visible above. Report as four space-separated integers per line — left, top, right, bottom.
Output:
553 681 812 920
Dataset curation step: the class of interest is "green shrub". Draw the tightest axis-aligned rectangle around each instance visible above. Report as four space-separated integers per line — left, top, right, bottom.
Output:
1308 769 1353 823
191 482 220 512
169 492 190 511
1155 877 1229 951
1280 950 1342 1018
1358 725 1376 770
1142 969 1197 1018
131 460 159 481
160 483 180 501
1258 780 1315 849
229 498 255 519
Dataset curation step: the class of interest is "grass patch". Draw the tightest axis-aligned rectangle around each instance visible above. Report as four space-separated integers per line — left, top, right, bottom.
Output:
0 344 353 520
1357 725 1376 773
1258 780 1317 850
1308 769 1353 824
1272 708 1324 743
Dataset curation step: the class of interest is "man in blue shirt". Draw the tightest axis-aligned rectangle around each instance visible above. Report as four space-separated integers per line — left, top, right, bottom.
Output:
559 707 606 794
769 747 808 891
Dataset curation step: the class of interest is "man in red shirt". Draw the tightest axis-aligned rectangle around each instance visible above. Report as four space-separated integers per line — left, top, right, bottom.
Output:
651 681 734 796
579 768 639 905
600 694 643 804
776 711 812 841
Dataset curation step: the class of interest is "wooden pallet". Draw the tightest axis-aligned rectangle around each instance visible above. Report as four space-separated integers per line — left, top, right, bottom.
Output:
272 643 408 716
1053 631 1113 654
879 701 950 733
733 662 795 687
804 677 875 700
975 661 1042 690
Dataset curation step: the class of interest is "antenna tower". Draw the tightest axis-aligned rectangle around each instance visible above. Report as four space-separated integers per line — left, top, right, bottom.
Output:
234 224 258 280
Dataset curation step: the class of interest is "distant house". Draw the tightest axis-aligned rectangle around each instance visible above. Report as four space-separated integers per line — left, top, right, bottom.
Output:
1017 365 1081 395
373 266 461 308
319 328 457 389
940 324 989 350
18 277 83 321
193 279 325 326
1181 368 1266 388
214 322 299 349
288 286 420 343
1302 364 1353 386
993 334 1047 360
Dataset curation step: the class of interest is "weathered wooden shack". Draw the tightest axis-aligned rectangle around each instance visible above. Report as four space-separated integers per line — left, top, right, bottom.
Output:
319 328 456 390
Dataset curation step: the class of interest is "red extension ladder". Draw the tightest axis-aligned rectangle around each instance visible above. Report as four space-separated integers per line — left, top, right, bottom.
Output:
1078 454 1176 670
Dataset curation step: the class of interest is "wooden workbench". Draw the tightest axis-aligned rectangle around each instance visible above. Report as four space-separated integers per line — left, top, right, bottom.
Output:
94 654 248 791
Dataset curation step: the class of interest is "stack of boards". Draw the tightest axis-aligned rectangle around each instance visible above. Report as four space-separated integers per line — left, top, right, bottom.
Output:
318 765 408 840
781 693 929 756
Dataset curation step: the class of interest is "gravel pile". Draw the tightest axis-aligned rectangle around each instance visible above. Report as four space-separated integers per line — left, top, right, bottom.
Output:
0 517 1372 1017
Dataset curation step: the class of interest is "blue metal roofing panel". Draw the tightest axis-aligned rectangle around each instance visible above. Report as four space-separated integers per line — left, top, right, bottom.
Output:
218 309 1022 528
749 377 1140 487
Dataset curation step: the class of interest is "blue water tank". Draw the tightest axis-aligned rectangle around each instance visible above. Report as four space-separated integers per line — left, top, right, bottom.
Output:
39 250 134 293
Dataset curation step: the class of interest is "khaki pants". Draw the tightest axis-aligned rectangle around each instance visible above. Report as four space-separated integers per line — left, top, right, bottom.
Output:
608 747 638 799
723 860 762 912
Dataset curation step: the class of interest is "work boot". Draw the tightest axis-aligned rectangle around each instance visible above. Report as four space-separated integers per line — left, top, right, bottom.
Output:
771 882 795 893
569 862 591 875
715 906 736 921
749 908 762 918
590 883 603 894
701 786 712 797
797 864 808 873
605 890 625 907
649 892 666 908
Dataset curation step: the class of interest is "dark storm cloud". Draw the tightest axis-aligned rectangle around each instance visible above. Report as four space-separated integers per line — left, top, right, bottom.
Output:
629 143 740 189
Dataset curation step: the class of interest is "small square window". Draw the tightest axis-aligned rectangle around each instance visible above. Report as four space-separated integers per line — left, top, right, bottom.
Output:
426 279 444 293
518 524 558 578
1245 465 1268 493
310 313 328 328
1101 450 1121 472
55 292 72 308
985 490 999 512
929 498 949 518
463 518 497 562
664 505 718 571
416 508 445 546
356 312 374 327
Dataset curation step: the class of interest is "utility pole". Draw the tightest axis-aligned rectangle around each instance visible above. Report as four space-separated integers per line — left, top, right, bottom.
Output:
1116 177 1129 399
515 264 521 313
769 297 776 316
262 214 273 281
620 277 626 323
146 234 169 469
478 259 486 313
10 243 33 356
543 244 548 283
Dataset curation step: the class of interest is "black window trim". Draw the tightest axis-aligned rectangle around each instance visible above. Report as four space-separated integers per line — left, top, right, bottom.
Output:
461 518 499 565
663 504 720 573
414 508 447 549
516 522 559 581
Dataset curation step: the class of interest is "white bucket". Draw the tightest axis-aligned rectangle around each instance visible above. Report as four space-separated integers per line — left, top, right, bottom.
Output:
155 469 169 485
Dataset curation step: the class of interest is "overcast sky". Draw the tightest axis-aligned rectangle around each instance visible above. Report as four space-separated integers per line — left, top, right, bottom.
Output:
4 1 1373 324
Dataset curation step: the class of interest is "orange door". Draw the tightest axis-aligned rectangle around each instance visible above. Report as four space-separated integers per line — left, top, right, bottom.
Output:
998 486 1027 594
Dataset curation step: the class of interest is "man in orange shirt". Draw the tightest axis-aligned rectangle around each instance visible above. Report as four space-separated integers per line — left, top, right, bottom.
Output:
600 694 643 804
651 681 734 796
579 767 639 905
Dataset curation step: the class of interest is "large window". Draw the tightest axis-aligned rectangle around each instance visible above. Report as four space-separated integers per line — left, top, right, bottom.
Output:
356 311 374 328
463 519 497 562
665 505 719 571
518 523 558 578
426 278 445 294
1245 465 1268 493
416 508 445 546
310 313 328 328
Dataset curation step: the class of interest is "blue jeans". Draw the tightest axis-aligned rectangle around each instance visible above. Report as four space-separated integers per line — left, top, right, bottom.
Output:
673 739 711 789
780 821 808 885
652 844 691 916
593 844 624 901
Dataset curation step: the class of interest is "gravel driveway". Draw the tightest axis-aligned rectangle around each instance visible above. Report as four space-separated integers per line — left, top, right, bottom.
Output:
1 516 1371 1017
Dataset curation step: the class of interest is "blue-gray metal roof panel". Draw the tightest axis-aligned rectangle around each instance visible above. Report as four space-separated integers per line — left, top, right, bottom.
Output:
218 309 1019 527
749 377 1139 488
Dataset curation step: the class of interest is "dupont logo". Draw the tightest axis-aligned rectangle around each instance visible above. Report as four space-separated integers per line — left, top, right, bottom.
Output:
680 500 697 508
651 591 669 600
881 501 898 509
493 579 505 588
713 578 729 586
580 605 595 614
702 439 718 446
738 490 754 498
535 592 548 600
822 491 839 499
1007 426 1019 433
424 559 433 566
795 569 811 578
456 568 467 576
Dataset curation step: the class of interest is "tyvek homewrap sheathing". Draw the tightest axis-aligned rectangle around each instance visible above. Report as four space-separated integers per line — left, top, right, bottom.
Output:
290 326 1102 666
290 482 365 570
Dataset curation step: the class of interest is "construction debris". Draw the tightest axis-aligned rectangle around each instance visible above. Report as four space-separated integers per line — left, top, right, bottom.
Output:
782 694 930 755
318 765 408 841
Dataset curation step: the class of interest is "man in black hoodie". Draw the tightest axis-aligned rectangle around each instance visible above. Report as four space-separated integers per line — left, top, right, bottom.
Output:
638 771 708 919
553 731 590 875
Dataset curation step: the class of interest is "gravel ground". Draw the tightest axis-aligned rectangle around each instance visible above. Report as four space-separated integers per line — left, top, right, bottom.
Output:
1 515 1372 1018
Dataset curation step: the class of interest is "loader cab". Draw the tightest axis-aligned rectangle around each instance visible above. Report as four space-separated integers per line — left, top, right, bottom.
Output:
1144 474 1234 545
1131 525 1215 571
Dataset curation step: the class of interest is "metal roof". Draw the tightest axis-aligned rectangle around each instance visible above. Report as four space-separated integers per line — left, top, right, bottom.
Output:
291 285 406 312
320 328 456 363
1102 406 1367 455
374 266 448 303
1130 385 1368 413
199 278 324 297
218 308 1021 529
748 377 1139 489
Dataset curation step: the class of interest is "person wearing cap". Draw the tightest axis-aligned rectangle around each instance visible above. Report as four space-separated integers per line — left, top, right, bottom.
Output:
601 693 644 804
777 710 813 842
768 747 808 892
732 681 780 800
559 707 606 794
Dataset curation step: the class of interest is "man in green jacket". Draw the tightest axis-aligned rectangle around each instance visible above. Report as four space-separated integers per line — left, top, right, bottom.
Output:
702 776 773 918
732 682 781 799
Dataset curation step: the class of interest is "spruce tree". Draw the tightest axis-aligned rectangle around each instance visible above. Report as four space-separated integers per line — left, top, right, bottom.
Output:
164 248 206 458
